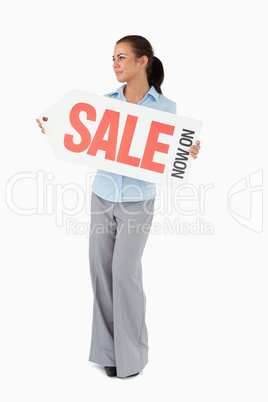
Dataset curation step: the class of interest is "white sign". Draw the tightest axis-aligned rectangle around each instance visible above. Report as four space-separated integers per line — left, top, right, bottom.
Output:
39 89 202 187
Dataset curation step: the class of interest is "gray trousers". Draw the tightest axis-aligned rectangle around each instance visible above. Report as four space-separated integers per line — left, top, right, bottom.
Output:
88 192 155 377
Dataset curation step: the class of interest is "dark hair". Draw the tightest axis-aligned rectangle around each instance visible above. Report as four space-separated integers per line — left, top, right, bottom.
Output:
116 35 164 94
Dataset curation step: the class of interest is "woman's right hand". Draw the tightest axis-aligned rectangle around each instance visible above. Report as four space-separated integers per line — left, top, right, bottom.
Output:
36 117 48 134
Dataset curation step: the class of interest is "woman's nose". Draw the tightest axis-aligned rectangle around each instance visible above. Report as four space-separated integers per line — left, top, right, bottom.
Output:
113 59 119 68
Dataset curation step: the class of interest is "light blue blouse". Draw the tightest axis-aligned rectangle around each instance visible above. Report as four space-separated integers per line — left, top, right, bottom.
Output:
91 85 177 202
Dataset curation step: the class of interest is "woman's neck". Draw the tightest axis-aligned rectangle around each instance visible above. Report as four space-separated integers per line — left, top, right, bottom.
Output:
123 79 150 104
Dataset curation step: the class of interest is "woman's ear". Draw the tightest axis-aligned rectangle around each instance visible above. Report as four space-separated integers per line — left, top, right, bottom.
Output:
139 55 148 68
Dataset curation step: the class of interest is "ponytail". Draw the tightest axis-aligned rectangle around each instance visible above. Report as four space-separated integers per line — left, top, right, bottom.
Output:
116 35 165 94
147 56 164 95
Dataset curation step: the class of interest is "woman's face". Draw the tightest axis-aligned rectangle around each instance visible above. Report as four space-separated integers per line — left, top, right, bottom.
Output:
112 42 145 83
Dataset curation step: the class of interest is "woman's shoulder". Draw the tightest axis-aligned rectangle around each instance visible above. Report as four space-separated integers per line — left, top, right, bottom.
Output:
157 93 177 114
103 85 125 98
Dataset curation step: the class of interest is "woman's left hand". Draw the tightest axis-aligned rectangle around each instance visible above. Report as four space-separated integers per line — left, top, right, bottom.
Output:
189 140 201 159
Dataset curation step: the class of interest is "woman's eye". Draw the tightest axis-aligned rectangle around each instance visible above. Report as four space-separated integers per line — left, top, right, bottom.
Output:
112 56 125 63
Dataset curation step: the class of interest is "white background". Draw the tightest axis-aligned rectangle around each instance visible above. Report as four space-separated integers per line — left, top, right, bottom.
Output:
1 0 267 401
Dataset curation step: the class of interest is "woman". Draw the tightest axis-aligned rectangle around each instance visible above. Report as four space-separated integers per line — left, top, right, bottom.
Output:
36 35 201 379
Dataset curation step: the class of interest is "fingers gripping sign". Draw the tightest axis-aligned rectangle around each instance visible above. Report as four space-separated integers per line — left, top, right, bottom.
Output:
36 116 48 134
189 140 201 159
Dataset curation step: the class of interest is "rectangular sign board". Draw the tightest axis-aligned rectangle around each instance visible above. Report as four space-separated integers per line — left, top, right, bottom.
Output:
39 89 202 188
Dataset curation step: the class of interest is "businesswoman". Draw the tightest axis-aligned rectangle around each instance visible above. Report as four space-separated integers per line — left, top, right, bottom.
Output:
36 35 200 379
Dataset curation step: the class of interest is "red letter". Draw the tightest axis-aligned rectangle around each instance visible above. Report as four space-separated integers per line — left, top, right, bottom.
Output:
87 109 120 161
140 121 175 173
116 115 141 167
64 103 96 153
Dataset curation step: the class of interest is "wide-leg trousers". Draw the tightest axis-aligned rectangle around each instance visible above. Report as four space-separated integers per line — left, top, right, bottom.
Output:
88 191 155 378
